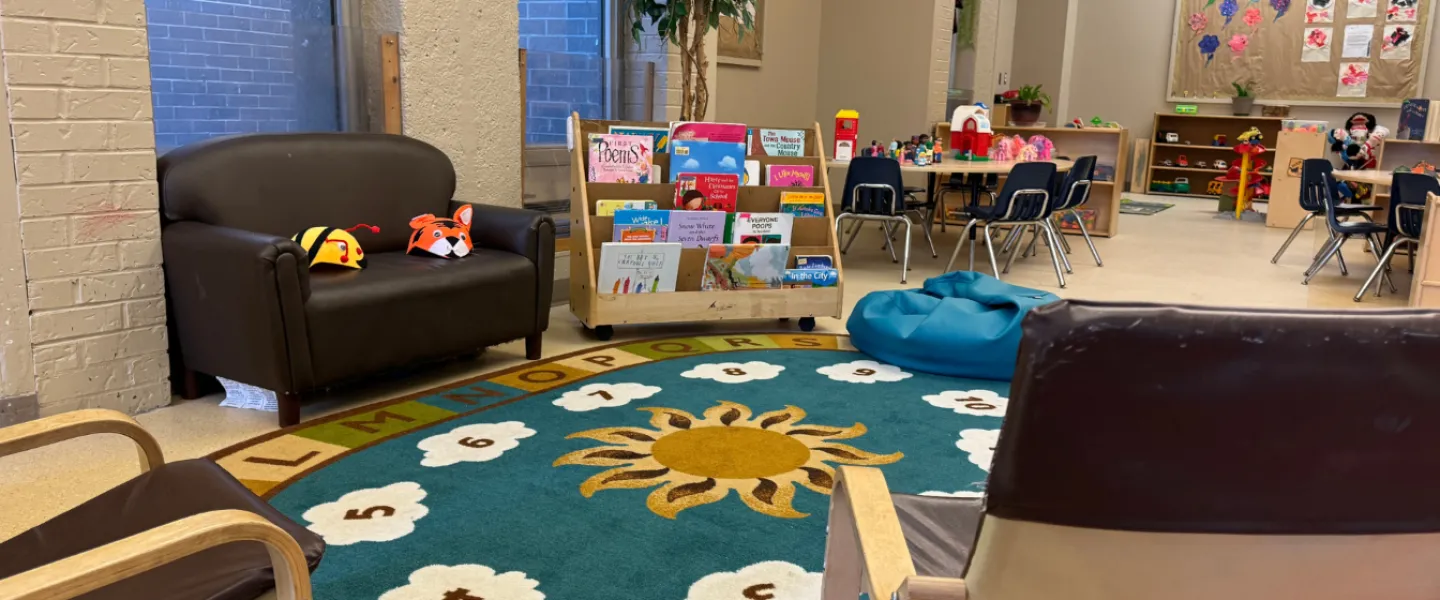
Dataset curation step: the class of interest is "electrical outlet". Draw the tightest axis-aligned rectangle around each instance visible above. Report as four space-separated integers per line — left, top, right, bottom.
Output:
998 72 1010 87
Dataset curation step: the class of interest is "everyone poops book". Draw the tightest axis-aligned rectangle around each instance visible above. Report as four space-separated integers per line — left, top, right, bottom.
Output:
588 134 653 183
597 242 682 294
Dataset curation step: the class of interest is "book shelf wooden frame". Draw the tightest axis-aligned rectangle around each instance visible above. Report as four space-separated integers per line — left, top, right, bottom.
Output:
568 116 845 338
932 123 1129 238
1143 113 1283 201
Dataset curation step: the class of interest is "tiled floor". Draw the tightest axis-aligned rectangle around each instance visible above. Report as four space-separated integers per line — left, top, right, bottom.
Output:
0 194 1409 541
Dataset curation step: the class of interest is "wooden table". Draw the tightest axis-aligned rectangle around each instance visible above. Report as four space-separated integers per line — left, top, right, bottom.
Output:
828 159 1074 174
1330 169 1394 186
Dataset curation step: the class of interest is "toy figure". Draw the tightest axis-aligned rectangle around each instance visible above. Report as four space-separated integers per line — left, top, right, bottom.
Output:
1213 134 1227 146
1070 118 1084 128
1215 159 1228 170
1090 116 1104 127
1027 135 1055 160
1177 154 1190 167
1328 112 1389 170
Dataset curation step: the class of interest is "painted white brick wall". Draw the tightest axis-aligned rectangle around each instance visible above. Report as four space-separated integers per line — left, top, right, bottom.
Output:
1 0 170 417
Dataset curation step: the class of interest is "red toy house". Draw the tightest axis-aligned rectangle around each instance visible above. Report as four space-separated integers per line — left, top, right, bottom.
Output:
834 110 859 161
949 105 994 161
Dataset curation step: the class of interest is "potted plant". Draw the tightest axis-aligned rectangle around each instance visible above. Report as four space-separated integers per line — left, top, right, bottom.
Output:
626 0 758 120
1231 79 1256 116
1005 85 1051 126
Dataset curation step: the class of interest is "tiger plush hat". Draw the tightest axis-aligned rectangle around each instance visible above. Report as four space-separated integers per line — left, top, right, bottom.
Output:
408 204 474 259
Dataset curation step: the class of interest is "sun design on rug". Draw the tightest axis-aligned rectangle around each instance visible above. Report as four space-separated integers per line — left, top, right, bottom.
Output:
553 401 902 519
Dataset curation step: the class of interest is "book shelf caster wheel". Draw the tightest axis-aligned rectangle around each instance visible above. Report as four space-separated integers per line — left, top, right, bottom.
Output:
589 325 614 341
798 317 817 332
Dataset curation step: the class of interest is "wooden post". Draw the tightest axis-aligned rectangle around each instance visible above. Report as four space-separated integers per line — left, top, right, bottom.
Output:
381 34 401 134
644 62 656 121
519 49 528 206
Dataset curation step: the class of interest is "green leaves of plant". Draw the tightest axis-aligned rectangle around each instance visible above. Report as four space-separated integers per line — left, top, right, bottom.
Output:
625 0 757 42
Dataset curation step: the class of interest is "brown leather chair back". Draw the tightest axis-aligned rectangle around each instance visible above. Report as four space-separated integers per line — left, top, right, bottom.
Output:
159 133 455 253
965 300 1440 600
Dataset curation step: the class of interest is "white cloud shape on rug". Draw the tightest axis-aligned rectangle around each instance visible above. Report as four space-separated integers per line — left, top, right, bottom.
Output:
921 490 986 498
922 390 1009 417
380 564 544 600
553 382 662 412
302 481 428 545
417 422 536 467
957 429 1001 472
816 360 913 384
683 561 821 600
682 361 785 384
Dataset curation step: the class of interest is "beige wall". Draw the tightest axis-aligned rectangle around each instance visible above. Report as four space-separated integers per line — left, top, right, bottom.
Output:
815 0 951 145
716 0 822 126
381 0 522 207
1070 0 1440 144
1011 0 1070 122
0 0 171 421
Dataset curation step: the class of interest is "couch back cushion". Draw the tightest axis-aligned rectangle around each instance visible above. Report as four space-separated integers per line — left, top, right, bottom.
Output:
159 133 455 253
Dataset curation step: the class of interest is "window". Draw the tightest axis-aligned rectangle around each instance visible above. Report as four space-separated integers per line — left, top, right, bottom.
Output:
519 0 612 145
144 0 342 153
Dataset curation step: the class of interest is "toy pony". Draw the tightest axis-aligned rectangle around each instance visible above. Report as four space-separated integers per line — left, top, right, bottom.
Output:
1026 135 1055 160
990 135 1026 162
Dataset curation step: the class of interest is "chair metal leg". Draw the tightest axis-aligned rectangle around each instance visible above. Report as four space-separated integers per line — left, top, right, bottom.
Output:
1366 234 1398 293
1271 212 1315 264
1044 220 1072 274
1053 216 1073 254
882 222 898 263
999 224 1024 255
1410 240 1417 273
938 192 948 232
1304 236 1346 285
1003 225 1028 274
1304 234 1340 277
945 219 978 273
910 209 937 258
1356 239 1404 301
840 215 863 253
1072 209 1104 267
1040 221 1067 289
900 216 913 284
983 223 1001 277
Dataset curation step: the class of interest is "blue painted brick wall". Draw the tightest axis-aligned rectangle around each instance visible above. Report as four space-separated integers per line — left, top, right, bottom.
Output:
520 0 604 145
145 0 300 151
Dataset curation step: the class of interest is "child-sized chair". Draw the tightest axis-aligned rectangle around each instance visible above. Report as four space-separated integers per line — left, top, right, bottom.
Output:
944 162 1066 288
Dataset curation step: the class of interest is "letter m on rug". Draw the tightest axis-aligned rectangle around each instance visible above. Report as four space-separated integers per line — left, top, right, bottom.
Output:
341 410 417 434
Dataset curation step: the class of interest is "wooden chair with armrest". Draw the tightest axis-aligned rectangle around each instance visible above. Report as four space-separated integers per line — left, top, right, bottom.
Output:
0 410 323 600
823 299 1440 600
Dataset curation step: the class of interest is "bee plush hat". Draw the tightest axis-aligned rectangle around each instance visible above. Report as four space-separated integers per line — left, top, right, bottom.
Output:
293 224 379 269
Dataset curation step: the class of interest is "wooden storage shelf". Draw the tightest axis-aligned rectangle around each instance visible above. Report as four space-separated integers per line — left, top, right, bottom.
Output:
568 116 844 336
1145 113 1282 199
933 122 1129 238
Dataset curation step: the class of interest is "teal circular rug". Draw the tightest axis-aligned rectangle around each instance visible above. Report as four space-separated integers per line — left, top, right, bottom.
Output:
211 333 1008 599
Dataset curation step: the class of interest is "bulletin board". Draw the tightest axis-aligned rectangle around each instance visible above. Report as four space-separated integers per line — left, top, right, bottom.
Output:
1167 0 1435 106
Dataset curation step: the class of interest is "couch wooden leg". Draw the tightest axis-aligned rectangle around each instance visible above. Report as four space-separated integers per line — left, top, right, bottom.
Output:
526 334 543 360
181 368 201 400
279 392 302 428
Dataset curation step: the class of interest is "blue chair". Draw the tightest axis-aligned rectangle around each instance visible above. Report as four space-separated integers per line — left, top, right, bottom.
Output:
1271 159 1384 265
1355 173 1435 301
837 157 935 283
944 162 1067 288
1303 166 1393 288
1048 155 1102 267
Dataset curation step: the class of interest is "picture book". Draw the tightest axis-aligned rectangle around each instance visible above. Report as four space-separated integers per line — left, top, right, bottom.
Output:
750 128 808 157
701 244 790 291
597 242 682 294
608 125 669 153
674 173 741 212
795 255 834 269
766 164 815 187
669 139 747 182
595 200 658 217
780 191 826 217
783 268 839 288
670 121 748 144
612 209 670 243
588 134 653 183
744 160 761 186
666 210 727 248
1399 99 1429 141
732 212 794 244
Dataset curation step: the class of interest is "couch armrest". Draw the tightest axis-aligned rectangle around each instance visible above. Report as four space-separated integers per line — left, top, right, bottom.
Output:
163 222 313 392
460 202 556 332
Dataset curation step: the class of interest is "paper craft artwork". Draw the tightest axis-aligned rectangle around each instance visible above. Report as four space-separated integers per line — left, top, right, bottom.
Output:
598 242 682 294
1244 6 1263 28
1199 34 1221 65
588 134 653 183
1382 24 1414 59
1347 0 1377 18
1306 0 1334 22
1272 0 1292 20
1229 34 1250 56
1189 12 1209 33
1221 0 1238 26
1337 62 1370 97
1387 0 1418 21
1342 24 1373 58
1303 27 1333 61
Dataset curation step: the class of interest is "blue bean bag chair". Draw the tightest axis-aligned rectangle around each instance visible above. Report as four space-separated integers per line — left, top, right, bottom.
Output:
847 271 1060 380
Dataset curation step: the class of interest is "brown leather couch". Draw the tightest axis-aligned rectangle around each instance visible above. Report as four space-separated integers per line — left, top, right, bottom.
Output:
160 133 554 426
